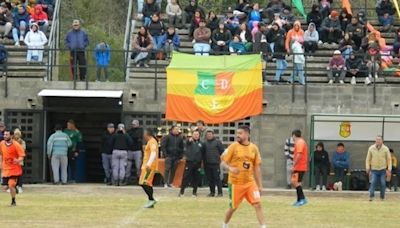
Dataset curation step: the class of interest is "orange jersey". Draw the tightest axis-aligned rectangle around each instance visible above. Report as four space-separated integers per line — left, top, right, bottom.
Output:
222 142 262 185
142 137 159 170
0 140 25 177
293 138 308 171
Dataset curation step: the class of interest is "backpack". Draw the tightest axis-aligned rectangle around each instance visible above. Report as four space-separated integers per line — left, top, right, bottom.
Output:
350 170 369 191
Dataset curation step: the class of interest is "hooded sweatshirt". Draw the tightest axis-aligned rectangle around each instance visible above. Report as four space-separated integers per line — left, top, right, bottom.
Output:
304 23 319 43
321 15 341 32
30 4 48 21
110 131 133 151
95 43 111 66
345 20 364 38
24 23 48 48
166 2 182 16
47 130 72 157
285 20 304 52
212 28 232 46
142 1 160 18
307 4 323 28
291 40 305 64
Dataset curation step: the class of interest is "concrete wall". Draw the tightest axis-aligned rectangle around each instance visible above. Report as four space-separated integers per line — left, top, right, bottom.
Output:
1 78 400 187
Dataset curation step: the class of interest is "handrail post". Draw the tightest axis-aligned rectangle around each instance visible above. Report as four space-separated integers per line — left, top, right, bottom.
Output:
373 56 376 104
4 58 8 98
73 50 77 89
85 50 89 90
291 52 295 103
304 54 308 103
154 50 158 101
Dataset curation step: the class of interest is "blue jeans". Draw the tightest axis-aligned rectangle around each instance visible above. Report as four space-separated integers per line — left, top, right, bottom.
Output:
153 35 164 50
289 63 305 84
137 0 144 13
269 42 275 54
369 169 386 199
334 167 345 182
274 59 287 81
342 47 352 60
193 43 210 56
378 15 394 26
144 17 151 27
12 21 27 42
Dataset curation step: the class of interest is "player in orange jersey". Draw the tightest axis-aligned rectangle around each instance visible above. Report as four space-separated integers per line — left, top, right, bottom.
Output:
291 129 309 207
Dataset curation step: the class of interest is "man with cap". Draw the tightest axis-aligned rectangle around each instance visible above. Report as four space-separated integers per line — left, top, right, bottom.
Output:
203 128 225 197
64 19 89 81
100 123 115 185
320 10 342 47
110 123 133 186
327 50 346 84
126 120 143 185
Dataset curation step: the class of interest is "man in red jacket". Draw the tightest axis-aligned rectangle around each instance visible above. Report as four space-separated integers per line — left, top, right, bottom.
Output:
30 4 48 33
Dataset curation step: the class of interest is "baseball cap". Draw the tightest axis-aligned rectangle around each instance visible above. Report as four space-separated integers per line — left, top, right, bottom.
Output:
107 123 115 128
333 50 341 55
330 10 338 18
131 119 139 126
117 123 125 130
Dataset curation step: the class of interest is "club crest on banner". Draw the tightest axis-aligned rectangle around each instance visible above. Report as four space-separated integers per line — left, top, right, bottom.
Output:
339 122 351 138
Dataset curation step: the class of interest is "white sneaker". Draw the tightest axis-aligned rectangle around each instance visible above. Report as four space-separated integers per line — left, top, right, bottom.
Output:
322 185 327 191
6 188 10 193
368 73 372 78
333 182 338 191
315 185 320 191
339 80 344 84
374 73 378 79
318 40 323 45
222 223 229 228
164 184 168 188
144 63 150 68
365 77 371 85
386 188 391 192
328 79 333 84
17 186 23 193
14 42 20 46
19 36 24 41
338 181 343 191
351 76 356 85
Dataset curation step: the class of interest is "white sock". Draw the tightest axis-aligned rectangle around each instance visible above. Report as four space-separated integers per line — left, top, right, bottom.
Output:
261 225 267 228
222 223 229 228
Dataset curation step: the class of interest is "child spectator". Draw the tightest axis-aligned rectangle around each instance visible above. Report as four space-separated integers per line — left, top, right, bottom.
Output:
211 22 231 54
224 9 240 35
161 25 180 59
12 5 30 46
345 17 364 50
147 13 165 50
339 8 352 32
346 51 365 85
193 19 211 56
166 0 182 29
94 41 111 82
235 22 252 52
0 3 13 39
189 10 202 38
376 0 395 32
229 34 246 54
386 149 398 192
313 142 330 191
132 26 153 68
339 33 355 60
24 23 47 63
288 40 305 85
285 20 304 53
320 10 342 47
327 50 346 84
206 11 219 32
247 3 261 30
303 22 319 55
183 0 205 28
142 0 160 27
365 42 381 85
332 143 350 191
29 4 48 33
307 4 323 30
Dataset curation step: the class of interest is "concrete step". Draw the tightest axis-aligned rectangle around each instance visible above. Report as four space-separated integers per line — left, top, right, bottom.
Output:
6 71 46 78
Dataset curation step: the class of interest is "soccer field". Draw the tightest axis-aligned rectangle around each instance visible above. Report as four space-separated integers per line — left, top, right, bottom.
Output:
0 185 399 228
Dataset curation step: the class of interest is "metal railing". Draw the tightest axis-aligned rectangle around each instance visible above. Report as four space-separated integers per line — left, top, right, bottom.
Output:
124 0 135 81
46 0 61 81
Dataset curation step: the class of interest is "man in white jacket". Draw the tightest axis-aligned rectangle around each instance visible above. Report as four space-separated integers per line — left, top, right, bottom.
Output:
288 40 306 85
24 23 48 62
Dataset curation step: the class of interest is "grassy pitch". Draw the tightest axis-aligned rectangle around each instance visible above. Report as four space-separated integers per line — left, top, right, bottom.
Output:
0 185 399 228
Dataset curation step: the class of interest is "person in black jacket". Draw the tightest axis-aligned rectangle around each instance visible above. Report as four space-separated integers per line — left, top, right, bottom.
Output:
101 123 115 185
183 0 205 28
161 125 184 188
313 142 330 191
346 51 365 85
179 130 205 197
307 4 323 30
126 120 143 185
376 0 395 32
266 22 285 57
203 129 225 197
207 11 219 32
110 124 133 186
211 22 232 54
143 0 160 27
147 13 165 50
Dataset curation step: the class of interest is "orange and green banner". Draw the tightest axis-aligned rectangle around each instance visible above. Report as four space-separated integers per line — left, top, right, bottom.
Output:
166 52 263 124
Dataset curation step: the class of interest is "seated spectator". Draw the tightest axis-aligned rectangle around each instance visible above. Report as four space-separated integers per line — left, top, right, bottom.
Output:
271 12 285 29
253 22 269 61
229 34 246 54
314 142 330 191
30 4 48 33
161 25 180 59
280 6 295 32
247 3 261 30
132 26 153 68
206 11 219 32
24 23 47 63
94 41 111 82
332 143 350 190
251 21 259 42
0 3 13 39
307 4 323 30
234 0 251 17
365 43 381 85
288 40 305 85
147 13 165 50
376 0 395 32
356 10 367 26
339 33 355 60
193 19 211 56
285 20 304 53
166 0 182 29
345 17 364 50
211 22 231 54
393 28 400 57
224 9 240 35
271 24 287 83
189 10 202 38
142 0 160 27
320 10 341 47
266 22 285 56
0 43 7 76
339 8 352 32
319 0 332 19
183 0 205 28
386 149 398 192
37 0 54 19
346 51 365 85
12 5 30 46
264 0 288 22
235 22 252 51
327 50 346 84
304 22 319 55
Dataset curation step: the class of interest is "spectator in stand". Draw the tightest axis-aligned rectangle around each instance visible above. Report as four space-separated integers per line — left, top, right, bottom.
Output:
320 10 341 48
288 40 305 85
313 142 330 191
303 22 319 55
393 28 400 57
386 149 398 192
229 34 246 54
29 4 48 33
13 128 25 193
37 0 54 19
281 6 295 32
147 13 165 51
0 3 13 39
132 26 153 68
24 23 47 63
346 17 364 50
64 20 89 81
142 0 160 27
365 42 381 85
319 0 332 19
376 0 395 32
235 22 252 52
110 124 132 186
166 0 182 29
285 20 304 53
94 41 111 82
161 125 184 188
266 22 285 56
247 3 261 31
264 0 288 22
161 25 180 59
183 0 205 28
346 51 365 85
307 4 323 30
100 123 115 185
211 22 231 55
327 50 346 84
126 120 143 185
339 33 355 60
0 43 7 76
339 8 352 33
206 11 219 32
193 19 211 56
251 21 259 42
253 22 269 62
234 0 251 17
271 12 285 29
272 30 287 83
332 143 350 191
189 10 202 38
224 9 240 36
12 5 30 46
203 129 224 197
356 10 368 26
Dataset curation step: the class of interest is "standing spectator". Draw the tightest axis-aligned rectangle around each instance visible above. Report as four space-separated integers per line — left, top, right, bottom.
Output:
189 10 202 38
393 28 400 56
339 8 352 32
100 123 115 185
94 41 111 82
285 20 304 53
223 9 240 35
267 22 285 56
24 23 47 63
247 3 261 30
13 128 25 193
193 19 211 56
161 25 180 59
183 0 205 28
166 0 182 29
63 119 82 183
196 120 207 141
327 50 346 84
288 40 305 85
345 17 364 50
346 51 365 85
12 5 30 46
203 129 224 197
313 142 330 191
235 22 252 51
0 3 13 39
110 124 132 186
366 135 392 201
161 125 184 188
284 136 295 189
37 0 54 19
338 33 355 60
211 22 231 54
126 120 143 185
64 19 89 81
386 149 398 191
132 26 153 68
376 0 395 32
303 22 319 55
253 22 269 62
147 13 165 51
320 11 342 47
307 4 323 30
332 143 350 191
29 4 48 33
206 11 219 32
47 124 72 185
142 0 160 27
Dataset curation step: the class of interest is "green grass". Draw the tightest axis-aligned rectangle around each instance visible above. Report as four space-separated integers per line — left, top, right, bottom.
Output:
0 185 399 228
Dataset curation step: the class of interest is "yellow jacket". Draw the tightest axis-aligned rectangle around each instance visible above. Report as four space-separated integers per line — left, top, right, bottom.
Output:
366 144 392 171
391 154 398 169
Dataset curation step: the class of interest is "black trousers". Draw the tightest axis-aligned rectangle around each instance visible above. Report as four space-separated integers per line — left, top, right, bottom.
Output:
205 163 222 195
180 161 201 194
164 156 180 185
315 165 328 187
320 30 342 43
69 50 87 81
304 41 318 53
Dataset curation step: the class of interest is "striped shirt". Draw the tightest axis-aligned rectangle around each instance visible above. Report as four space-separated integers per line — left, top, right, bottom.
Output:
284 137 295 160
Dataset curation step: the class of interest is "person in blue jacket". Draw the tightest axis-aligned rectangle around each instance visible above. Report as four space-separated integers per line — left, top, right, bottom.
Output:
332 143 350 183
12 5 30 46
94 41 111 82
161 25 180 59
